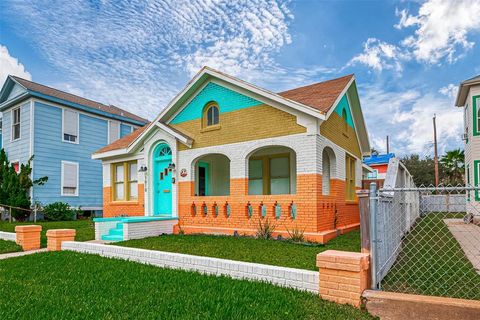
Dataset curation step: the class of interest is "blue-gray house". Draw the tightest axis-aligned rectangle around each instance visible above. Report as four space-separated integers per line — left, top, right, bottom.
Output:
0 75 148 214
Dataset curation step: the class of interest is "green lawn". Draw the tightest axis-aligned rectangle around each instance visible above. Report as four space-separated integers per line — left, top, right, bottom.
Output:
0 220 94 247
0 239 22 254
382 213 480 300
0 251 373 320
116 230 361 271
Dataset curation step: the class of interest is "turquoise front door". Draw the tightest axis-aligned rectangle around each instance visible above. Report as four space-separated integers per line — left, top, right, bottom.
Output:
153 143 173 216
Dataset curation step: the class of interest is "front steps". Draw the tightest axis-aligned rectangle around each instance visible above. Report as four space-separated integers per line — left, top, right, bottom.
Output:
101 222 124 241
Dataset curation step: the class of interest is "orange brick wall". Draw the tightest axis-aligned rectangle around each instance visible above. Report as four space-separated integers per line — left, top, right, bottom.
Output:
177 174 360 239
103 184 145 218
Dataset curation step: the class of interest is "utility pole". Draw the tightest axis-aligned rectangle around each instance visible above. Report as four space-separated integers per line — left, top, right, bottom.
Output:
386 135 390 154
433 114 439 187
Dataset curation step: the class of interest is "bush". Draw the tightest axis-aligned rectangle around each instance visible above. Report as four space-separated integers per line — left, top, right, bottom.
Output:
286 226 305 243
43 202 77 221
256 218 276 240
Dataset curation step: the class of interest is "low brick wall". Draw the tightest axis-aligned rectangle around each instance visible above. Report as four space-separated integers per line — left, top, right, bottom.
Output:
95 220 118 240
15 225 42 251
0 231 16 242
47 229 76 251
62 241 319 293
124 219 178 240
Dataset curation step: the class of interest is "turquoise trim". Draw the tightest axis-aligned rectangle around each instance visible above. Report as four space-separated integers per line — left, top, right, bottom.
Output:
247 204 253 218
275 204 282 219
226 204 231 217
333 94 355 129
94 216 177 223
261 204 267 218
171 82 261 124
153 143 173 215
290 204 297 219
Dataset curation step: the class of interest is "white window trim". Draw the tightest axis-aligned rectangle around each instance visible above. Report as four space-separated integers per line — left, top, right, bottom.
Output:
61 108 80 144
108 120 121 144
61 160 79 197
11 106 21 141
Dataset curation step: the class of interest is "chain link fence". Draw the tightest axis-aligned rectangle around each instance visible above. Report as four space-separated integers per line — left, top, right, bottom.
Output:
367 184 480 300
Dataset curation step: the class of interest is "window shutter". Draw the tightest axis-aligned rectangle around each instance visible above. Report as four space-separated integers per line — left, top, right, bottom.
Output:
63 162 78 188
109 121 120 143
64 110 78 136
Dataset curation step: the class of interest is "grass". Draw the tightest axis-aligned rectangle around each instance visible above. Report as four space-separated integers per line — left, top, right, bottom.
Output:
0 220 94 247
0 239 22 254
116 230 361 271
382 213 480 300
0 251 373 320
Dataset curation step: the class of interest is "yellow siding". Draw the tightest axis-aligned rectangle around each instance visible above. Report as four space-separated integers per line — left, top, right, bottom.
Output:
171 104 306 150
320 112 361 158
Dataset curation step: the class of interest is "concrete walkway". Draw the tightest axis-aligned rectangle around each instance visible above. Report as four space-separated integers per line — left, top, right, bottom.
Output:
444 219 480 275
0 248 47 260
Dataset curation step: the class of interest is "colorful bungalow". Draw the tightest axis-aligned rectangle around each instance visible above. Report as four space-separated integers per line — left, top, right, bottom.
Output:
0 76 148 216
362 153 395 189
92 67 371 242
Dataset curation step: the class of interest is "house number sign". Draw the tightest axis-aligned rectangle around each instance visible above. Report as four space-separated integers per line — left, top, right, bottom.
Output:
180 169 187 177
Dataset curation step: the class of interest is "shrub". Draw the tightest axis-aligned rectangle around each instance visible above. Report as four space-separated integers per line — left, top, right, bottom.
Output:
286 226 306 243
43 202 77 221
256 218 276 240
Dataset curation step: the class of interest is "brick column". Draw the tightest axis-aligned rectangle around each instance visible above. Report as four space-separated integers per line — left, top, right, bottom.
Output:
15 225 42 251
46 229 76 251
317 250 370 307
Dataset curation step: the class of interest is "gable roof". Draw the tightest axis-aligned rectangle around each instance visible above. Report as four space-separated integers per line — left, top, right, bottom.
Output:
0 75 148 125
278 74 354 114
363 153 395 166
455 74 480 107
93 67 370 158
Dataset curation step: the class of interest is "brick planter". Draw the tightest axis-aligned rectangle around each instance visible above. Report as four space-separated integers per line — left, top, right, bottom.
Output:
15 225 42 251
46 229 76 251
317 250 370 307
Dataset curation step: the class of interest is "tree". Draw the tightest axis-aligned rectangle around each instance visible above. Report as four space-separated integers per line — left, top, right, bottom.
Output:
0 149 48 220
440 149 464 185
401 154 446 186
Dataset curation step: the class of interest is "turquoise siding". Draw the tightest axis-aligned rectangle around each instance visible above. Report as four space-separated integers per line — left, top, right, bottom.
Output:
333 94 355 129
2 101 31 165
32 102 108 207
171 82 261 124
120 123 132 137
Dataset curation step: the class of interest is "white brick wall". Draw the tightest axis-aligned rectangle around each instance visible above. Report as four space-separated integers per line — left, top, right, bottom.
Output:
62 241 319 293
124 219 178 240
95 220 118 240
0 231 16 241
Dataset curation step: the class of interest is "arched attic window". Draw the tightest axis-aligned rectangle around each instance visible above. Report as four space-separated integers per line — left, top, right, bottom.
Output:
203 102 220 128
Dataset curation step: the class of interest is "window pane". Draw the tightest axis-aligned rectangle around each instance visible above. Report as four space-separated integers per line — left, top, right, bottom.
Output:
115 183 124 200
249 159 263 179
248 180 263 195
270 157 289 178
129 182 138 199
115 164 124 182
63 163 78 188
271 178 290 195
207 107 213 126
64 110 78 138
13 124 20 140
213 106 219 124
109 121 120 143
63 187 76 195
129 163 137 181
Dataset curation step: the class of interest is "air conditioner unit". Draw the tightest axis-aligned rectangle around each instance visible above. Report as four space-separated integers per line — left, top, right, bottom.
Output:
462 133 468 141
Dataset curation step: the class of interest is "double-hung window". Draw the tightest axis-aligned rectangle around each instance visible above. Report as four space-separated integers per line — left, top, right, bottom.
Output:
61 161 79 196
11 107 21 141
63 109 79 143
248 154 291 195
108 121 120 144
112 161 138 201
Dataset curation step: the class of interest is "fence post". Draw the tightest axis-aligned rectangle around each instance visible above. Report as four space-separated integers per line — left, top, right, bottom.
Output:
369 182 378 290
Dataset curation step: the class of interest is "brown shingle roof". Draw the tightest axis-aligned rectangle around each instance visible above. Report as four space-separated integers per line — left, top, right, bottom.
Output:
95 124 150 154
278 74 353 114
10 76 148 124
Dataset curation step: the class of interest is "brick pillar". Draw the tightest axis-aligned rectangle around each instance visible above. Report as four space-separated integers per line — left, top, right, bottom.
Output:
46 229 76 251
15 225 42 251
317 250 370 307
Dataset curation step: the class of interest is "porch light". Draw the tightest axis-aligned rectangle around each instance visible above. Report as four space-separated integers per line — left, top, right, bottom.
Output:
139 165 148 172
168 163 176 171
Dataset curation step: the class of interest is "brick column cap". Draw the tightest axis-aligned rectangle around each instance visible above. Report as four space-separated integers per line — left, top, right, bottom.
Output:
15 225 42 233
316 250 370 271
46 229 76 237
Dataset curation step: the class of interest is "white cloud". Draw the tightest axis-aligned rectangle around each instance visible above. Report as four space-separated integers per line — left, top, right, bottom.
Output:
360 84 463 156
396 0 480 64
348 38 407 72
439 83 458 100
0 44 31 86
5 0 294 119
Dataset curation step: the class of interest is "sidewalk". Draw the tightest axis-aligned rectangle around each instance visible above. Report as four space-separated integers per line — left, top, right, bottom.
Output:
444 219 480 274
0 248 47 260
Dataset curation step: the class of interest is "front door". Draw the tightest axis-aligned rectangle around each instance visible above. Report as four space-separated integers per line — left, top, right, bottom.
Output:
153 143 172 215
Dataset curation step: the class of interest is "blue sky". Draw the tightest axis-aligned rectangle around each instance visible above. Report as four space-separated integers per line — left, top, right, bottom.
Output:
1 0 479 157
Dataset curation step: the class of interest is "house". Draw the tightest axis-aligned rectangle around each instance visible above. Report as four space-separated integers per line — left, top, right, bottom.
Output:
92 67 371 242
0 76 148 215
456 75 480 222
362 153 395 189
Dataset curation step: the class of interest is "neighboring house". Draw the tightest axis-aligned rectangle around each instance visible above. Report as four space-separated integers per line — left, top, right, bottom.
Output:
456 75 480 221
362 153 395 189
0 76 148 214
92 67 371 242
